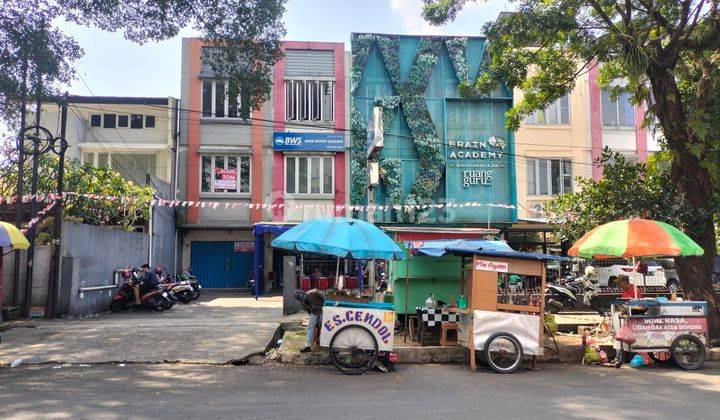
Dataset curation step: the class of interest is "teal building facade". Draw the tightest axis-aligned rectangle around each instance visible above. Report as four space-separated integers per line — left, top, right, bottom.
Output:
350 33 517 225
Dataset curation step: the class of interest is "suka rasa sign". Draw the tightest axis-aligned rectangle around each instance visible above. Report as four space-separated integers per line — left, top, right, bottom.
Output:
319 306 396 351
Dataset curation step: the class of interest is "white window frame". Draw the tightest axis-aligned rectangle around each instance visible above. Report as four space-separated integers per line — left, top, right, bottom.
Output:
527 157 573 196
285 79 334 123
283 154 334 197
200 154 251 196
524 95 570 125
601 90 635 128
201 80 243 119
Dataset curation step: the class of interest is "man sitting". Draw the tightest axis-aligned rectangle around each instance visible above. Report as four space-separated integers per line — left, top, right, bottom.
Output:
134 263 159 305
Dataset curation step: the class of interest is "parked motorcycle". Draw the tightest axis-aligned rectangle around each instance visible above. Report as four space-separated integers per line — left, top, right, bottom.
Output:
109 268 170 312
545 275 602 314
156 267 194 304
178 271 201 300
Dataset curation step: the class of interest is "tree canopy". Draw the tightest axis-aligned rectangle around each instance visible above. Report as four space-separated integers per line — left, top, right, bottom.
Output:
0 0 286 128
0 144 154 231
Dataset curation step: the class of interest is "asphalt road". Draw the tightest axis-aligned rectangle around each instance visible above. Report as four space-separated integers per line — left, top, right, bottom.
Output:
1 362 719 419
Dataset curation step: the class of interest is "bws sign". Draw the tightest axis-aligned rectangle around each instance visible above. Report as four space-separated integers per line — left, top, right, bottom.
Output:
474 259 509 273
319 307 395 351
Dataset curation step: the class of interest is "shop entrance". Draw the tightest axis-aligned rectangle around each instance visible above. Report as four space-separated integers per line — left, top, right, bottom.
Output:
190 241 253 288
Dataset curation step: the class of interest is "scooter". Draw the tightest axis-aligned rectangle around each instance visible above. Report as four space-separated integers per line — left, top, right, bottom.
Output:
109 269 169 312
545 275 601 313
179 270 201 300
156 267 194 304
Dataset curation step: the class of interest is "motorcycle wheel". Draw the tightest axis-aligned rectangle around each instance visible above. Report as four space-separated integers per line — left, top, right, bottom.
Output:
193 288 201 300
160 296 174 310
109 300 125 312
178 292 193 304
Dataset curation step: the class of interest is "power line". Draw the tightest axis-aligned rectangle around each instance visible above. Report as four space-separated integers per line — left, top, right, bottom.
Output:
68 103 617 171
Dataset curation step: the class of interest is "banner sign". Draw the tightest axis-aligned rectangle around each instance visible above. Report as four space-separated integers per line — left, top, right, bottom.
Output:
319 306 395 351
214 168 237 190
475 259 509 273
233 241 255 253
625 316 708 348
273 132 344 152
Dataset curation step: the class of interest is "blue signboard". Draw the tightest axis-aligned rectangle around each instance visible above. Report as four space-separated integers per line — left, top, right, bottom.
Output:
273 132 344 152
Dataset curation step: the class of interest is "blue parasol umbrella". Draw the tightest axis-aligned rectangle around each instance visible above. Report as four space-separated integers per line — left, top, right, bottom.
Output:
272 217 404 260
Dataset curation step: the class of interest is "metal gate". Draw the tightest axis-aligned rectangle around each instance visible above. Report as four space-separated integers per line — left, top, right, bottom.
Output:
190 241 253 288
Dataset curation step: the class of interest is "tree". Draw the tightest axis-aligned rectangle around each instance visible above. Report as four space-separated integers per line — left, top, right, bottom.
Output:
0 0 286 129
545 148 693 241
423 0 720 335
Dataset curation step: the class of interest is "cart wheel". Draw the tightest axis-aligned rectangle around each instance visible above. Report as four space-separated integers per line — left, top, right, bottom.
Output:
648 351 673 365
329 325 378 375
484 333 524 374
671 335 706 370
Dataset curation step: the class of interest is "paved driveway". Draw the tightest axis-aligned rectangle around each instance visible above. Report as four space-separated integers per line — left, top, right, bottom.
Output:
0 292 283 365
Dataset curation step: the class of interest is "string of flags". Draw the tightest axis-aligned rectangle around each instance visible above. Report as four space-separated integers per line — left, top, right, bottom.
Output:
21 199 59 234
0 192 516 212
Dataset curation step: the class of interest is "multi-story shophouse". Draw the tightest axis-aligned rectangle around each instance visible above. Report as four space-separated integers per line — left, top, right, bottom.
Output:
177 39 347 290
511 63 660 253
39 96 179 186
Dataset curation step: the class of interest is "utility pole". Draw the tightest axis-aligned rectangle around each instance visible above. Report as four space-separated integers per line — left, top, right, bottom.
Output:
47 93 68 318
22 64 43 317
12 58 28 307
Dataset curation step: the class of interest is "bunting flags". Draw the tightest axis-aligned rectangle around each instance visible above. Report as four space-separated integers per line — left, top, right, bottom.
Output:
0 192 517 213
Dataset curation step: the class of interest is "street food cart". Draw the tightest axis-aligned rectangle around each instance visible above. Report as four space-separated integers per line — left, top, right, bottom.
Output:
401 240 568 373
319 300 396 375
611 299 709 370
272 217 404 375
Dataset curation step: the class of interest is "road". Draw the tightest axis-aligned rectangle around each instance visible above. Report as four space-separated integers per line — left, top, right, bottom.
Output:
1 362 718 419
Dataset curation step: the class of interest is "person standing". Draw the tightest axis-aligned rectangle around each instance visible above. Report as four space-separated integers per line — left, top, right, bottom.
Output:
294 289 326 353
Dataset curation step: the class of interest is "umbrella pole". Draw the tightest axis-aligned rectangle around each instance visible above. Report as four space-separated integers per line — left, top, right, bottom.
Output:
404 250 410 343
336 256 340 278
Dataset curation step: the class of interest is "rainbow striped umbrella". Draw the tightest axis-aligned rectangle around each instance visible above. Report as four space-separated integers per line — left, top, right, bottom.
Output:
0 221 30 250
568 219 704 259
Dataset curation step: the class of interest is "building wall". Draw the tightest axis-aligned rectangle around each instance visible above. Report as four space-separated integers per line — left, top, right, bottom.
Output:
515 62 660 219
350 34 516 225
38 98 177 184
270 41 347 222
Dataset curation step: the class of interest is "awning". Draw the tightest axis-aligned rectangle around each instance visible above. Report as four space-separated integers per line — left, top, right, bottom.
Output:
406 239 570 262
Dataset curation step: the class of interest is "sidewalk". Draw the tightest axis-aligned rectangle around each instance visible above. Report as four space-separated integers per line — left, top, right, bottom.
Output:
0 292 283 365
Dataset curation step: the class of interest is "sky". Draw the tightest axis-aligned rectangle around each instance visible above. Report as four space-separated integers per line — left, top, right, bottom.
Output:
64 0 511 98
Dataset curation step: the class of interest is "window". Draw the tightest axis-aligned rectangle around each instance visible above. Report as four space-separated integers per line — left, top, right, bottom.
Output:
118 115 129 127
80 152 154 184
524 95 570 125
145 115 155 128
285 80 334 122
601 90 635 127
90 114 101 127
201 80 242 119
201 155 250 194
527 158 572 196
285 155 334 195
130 114 143 129
103 114 116 129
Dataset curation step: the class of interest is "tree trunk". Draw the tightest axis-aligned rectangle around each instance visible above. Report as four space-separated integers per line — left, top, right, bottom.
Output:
648 68 720 340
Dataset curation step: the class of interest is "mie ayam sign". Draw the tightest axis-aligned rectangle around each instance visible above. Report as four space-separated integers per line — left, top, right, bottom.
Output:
475 259 509 273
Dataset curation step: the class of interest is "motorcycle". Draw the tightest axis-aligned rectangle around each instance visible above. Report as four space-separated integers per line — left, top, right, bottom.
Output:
545 275 602 314
178 270 201 300
156 267 194 304
109 268 170 312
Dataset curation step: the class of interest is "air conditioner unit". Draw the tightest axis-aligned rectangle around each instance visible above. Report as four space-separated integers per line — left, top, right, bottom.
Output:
527 200 547 217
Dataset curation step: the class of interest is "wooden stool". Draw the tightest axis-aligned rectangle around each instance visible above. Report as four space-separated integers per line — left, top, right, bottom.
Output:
440 323 459 346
